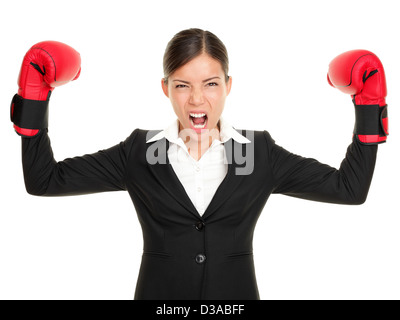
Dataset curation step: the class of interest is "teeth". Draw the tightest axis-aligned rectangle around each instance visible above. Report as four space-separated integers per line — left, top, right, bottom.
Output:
189 112 206 118
190 117 207 129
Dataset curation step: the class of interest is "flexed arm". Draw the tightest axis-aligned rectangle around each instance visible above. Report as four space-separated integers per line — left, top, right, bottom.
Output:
269 50 387 204
11 41 135 196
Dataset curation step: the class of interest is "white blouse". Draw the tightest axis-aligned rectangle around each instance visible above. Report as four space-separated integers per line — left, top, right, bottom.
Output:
146 116 250 216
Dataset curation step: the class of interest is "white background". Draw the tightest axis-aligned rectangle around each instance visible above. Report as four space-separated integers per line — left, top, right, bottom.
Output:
0 0 398 300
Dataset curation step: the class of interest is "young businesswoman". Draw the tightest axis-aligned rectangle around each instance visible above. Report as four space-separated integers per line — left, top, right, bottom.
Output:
10 28 388 299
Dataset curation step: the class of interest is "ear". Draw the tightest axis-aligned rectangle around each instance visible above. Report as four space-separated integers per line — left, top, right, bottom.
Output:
226 76 232 96
161 78 169 98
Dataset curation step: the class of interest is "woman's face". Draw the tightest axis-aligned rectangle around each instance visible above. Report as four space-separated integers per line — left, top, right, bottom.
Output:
162 53 232 140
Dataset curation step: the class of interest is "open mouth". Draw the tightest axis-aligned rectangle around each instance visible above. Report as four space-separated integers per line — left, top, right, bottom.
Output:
189 112 208 129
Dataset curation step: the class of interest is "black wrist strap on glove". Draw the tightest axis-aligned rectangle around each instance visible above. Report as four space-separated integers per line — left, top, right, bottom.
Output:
353 103 388 137
10 92 51 129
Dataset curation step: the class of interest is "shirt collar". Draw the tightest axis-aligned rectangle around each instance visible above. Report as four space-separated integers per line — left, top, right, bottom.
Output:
145 115 251 144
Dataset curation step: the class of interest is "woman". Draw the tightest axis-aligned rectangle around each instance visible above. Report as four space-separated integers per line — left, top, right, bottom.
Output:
11 28 387 299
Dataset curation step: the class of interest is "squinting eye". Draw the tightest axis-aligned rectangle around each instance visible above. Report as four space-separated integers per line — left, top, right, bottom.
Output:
207 82 218 87
175 84 188 88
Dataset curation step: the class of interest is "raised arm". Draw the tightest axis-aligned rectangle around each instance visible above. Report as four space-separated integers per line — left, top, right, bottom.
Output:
269 49 387 204
11 41 135 196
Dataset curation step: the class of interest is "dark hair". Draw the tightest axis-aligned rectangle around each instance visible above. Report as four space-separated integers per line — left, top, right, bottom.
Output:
163 28 229 84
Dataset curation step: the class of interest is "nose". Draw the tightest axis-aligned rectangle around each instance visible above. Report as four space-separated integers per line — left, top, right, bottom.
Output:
189 87 204 105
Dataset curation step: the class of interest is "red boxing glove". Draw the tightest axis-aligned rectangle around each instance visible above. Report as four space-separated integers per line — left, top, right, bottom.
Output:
10 41 81 137
327 50 388 144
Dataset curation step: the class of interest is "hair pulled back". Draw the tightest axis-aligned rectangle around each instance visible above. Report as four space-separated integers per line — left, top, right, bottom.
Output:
163 28 229 84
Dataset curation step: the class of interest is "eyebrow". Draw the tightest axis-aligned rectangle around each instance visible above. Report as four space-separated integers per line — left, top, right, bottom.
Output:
172 76 221 84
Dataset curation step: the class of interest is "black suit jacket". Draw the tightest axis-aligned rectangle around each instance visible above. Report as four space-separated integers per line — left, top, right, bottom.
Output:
21 128 377 299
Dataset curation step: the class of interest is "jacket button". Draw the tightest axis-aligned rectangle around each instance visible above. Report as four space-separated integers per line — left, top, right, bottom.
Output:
195 254 206 264
195 221 205 231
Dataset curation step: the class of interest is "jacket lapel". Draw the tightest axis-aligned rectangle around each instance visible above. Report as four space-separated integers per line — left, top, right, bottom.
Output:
146 137 246 220
201 138 245 220
146 138 200 219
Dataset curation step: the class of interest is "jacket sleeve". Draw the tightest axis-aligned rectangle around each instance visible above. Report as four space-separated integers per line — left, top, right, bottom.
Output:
21 129 138 196
264 131 378 204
